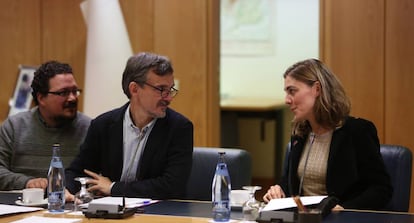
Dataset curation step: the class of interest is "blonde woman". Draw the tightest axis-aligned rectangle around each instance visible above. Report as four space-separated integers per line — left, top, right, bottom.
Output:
263 59 392 210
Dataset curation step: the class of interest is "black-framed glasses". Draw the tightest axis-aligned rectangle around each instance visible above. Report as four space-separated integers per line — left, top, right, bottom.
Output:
144 82 178 98
47 89 82 97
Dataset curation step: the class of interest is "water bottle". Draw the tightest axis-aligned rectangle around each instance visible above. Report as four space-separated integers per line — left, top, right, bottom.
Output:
47 143 65 212
212 152 231 222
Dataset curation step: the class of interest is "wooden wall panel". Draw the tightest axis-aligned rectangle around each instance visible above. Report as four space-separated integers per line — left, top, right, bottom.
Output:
321 0 385 141
120 0 154 52
42 0 86 111
0 0 41 120
205 0 220 146
152 0 220 146
385 0 414 153
385 0 414 212
321 0 414 212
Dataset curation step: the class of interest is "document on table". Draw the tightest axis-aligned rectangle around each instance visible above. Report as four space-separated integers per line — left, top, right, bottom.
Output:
80 196 153 208
10 216 82 223
0 204 43 216
261 195 327 211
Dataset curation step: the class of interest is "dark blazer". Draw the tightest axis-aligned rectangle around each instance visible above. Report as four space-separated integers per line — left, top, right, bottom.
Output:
66 103 193 199
280 116 392 210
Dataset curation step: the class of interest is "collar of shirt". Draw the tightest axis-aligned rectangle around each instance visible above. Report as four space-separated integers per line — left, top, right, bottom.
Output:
123 105 157 135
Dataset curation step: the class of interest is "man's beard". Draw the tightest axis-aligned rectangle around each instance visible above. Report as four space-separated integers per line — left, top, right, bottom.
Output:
53 112 77 127
54 101 78 126
153 100 169 118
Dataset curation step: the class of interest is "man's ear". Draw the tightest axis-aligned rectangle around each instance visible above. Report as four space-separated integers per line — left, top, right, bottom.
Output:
37 93 46 106
129 82 139 96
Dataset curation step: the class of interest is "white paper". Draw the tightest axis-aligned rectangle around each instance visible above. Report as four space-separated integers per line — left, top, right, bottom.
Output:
82 196 152 208
10 216 82 223
0 204 43 216
261 196 327 211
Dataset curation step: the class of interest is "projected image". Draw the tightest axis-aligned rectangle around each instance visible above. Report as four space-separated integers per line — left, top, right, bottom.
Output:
221 0 274 56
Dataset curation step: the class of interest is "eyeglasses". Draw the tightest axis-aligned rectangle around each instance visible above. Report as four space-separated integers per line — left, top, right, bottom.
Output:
144 82 178 98
47 89 82 97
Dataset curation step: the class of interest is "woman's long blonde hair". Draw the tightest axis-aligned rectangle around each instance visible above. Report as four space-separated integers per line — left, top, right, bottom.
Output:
283 59 351 137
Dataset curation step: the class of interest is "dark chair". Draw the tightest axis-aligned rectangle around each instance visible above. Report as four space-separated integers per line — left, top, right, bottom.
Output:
380 144 412 212
185 147 252 201
282 143 412 212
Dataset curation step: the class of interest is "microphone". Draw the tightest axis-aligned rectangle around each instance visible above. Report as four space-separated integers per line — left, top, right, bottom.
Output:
122 194 126 211
295 132 338 218
298 132 316 196
84 127 149 219
287 138 297 196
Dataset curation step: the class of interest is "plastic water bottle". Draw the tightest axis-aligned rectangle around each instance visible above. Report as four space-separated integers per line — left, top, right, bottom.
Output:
47 143 65 212
212 152 231 222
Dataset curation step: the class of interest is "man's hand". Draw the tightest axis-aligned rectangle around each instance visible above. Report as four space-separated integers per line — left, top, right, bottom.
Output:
84 169 112 196
26 178 48 189
65 189 75 202
263 185 286 202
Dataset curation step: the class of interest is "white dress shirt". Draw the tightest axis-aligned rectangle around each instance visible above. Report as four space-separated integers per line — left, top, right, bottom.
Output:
120 105 156 182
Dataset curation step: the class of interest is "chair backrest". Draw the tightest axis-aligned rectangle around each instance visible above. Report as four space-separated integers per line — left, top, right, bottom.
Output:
185 147 252 201
282 144 412 212
380 144 412 212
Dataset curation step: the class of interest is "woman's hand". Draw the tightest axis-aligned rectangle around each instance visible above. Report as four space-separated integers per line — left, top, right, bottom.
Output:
263 185 286 202
332 204 344 211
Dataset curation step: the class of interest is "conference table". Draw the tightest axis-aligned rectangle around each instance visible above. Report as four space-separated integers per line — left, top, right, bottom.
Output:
1 191 414 223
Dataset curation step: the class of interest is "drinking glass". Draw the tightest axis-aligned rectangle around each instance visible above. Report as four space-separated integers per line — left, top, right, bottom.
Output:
73 177 93 211
242 186 262 221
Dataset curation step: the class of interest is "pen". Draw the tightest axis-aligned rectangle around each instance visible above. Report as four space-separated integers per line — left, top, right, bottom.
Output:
143 200 151 205
122 196 126 210
293 196 307 212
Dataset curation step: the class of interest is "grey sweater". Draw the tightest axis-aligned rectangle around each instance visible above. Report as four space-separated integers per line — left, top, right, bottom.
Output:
0 107 91 190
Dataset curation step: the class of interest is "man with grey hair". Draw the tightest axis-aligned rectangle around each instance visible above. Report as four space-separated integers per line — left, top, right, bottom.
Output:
66 52 193 200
